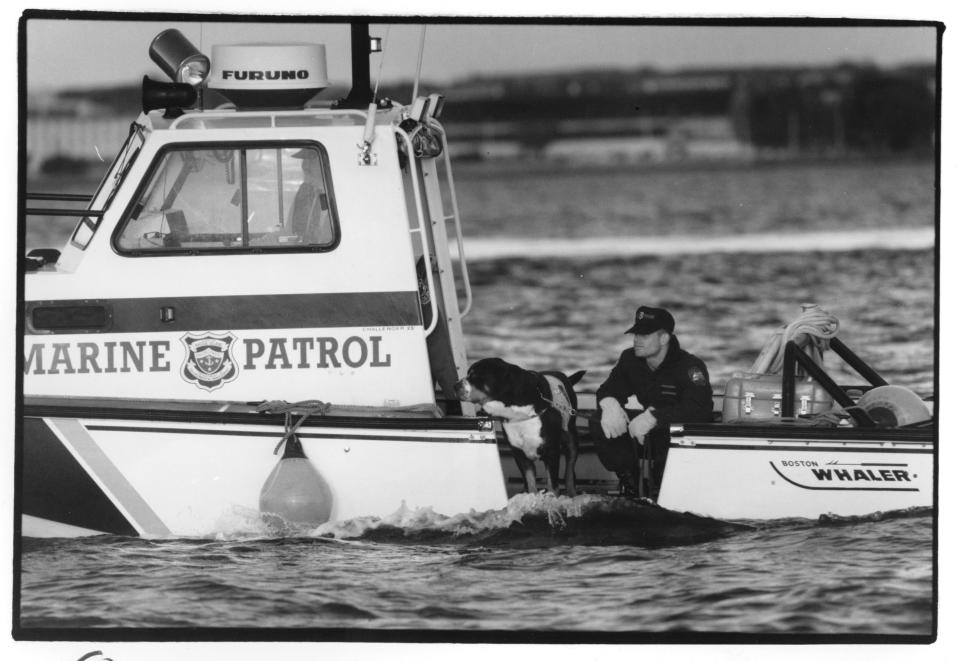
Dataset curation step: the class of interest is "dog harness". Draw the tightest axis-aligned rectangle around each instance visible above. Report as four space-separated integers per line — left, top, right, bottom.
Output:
541 374 575 425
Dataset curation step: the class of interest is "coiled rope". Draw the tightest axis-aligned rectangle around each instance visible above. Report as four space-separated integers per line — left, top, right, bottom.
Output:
749 304 840 375
256 400 331 454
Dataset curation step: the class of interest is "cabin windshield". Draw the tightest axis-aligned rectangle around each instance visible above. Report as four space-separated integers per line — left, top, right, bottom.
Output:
114 143 338 253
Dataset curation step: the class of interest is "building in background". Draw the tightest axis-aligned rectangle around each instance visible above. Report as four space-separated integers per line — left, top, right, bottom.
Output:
26 62 935 176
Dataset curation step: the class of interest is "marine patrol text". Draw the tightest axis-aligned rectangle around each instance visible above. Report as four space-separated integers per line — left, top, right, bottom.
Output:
24 335 393 374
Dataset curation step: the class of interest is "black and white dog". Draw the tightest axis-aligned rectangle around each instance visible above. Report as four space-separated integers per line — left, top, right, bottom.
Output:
455 358 585 495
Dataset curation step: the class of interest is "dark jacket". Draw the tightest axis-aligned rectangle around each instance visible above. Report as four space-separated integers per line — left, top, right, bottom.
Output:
596 335 713 427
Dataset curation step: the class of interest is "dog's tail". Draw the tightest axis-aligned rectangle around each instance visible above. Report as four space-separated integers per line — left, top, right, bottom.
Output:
567 370 587 386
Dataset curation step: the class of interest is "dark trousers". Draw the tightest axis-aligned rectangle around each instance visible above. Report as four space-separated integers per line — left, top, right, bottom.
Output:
589 414 670 497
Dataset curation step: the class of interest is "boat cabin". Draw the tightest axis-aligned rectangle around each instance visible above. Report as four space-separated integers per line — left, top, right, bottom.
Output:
25 32 471 413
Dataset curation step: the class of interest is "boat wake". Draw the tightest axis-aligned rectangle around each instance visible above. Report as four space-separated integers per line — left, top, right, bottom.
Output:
454 227 933 261
735 505 934 533
207 497 931 549
213 494 751 548
813 506 932 526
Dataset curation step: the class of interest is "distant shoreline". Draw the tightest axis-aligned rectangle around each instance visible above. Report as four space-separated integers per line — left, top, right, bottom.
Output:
449 151 935 177
26 151 935 188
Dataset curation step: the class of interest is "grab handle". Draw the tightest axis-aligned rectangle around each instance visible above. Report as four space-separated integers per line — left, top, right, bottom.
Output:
394 126 438 337
429 119 473 318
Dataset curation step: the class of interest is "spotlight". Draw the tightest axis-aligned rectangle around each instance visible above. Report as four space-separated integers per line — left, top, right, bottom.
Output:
149 29 210 86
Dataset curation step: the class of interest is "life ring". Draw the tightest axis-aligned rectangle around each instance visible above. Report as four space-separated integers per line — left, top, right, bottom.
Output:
855 385 931 427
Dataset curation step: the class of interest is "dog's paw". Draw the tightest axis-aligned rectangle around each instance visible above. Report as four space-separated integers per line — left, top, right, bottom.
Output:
482 400 537 421
480 399 508 416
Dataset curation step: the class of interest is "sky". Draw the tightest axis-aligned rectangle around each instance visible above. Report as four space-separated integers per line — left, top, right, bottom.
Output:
23 12 939 93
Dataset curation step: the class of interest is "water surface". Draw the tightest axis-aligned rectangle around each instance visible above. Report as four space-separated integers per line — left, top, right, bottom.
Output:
19 159 937 638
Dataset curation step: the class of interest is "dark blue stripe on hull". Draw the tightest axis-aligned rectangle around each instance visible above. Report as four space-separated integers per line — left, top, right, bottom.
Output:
21 418 137 536
674 422 933 443
669 443 932 454
24 402 486 431
26 291 421 335
85 424 495 443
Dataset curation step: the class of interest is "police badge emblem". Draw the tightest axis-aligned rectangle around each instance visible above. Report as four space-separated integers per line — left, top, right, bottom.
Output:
689 366 707 386
181 332 239 391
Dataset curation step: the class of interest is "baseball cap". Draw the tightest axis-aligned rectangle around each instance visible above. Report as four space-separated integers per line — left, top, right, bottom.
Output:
291 148 319 159
625 306 675 335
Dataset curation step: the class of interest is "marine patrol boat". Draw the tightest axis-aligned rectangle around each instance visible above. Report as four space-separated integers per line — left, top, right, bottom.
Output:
22 26 934 536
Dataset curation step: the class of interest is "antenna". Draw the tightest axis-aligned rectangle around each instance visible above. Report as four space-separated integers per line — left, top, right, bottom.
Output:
373 26 390 99
411 25 427 102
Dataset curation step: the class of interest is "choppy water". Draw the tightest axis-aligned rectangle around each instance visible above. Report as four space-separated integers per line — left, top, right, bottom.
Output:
455 159 935 396
464 248 935 395
19 159 937 638
20 497 933 635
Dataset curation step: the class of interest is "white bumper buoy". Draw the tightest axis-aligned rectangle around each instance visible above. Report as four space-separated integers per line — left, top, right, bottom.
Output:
856 385 932 427
259 435 333 525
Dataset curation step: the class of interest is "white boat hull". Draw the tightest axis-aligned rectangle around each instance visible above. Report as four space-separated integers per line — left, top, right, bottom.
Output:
23 403 507 537
23 399 935 537
657 423 933 520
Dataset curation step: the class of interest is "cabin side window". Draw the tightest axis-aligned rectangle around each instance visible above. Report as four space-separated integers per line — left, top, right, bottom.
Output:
70 123 145 250
114 143 338 254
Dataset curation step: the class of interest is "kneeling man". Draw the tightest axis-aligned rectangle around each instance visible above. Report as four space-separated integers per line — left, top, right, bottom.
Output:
591 306 713 498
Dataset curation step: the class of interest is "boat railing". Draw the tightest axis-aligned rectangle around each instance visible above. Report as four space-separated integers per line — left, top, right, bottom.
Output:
428 118 473 318
24 192 108 268
781 339 881 427
394 125 438 336
25 192 102 218
169 107 372 130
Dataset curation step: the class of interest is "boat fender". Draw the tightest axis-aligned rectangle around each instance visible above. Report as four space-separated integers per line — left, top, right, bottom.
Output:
259 434 334 526
854 385 931 427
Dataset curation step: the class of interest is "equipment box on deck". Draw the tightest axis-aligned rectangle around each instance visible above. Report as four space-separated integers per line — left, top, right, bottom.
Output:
721 375 833 422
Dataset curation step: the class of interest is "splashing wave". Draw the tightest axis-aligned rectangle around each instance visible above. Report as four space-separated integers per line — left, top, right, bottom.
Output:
210 493 752 548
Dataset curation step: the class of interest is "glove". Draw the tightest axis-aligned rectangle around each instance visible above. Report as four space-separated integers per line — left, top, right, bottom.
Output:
599 397 630 439
628 408 658 443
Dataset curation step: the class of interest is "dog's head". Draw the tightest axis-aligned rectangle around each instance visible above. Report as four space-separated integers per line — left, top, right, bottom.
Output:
455 357 534 406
